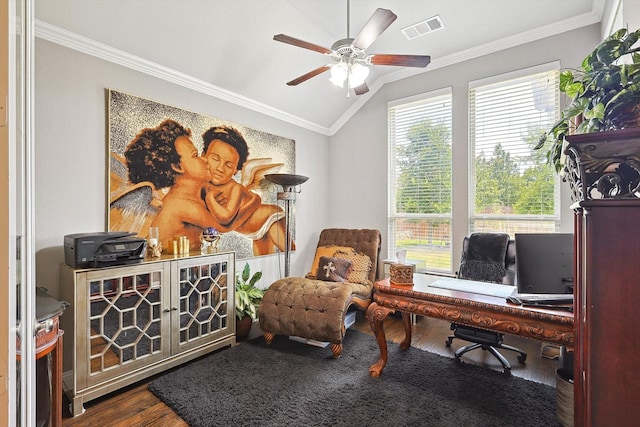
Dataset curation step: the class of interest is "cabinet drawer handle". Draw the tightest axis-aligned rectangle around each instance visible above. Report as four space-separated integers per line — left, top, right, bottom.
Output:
34 318 54 334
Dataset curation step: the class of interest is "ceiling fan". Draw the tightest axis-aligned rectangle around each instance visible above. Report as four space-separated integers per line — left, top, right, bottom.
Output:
273 2 431 96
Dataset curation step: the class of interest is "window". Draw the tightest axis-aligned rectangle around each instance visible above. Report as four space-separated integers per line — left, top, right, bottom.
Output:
469 64 560 235
388 88 453 273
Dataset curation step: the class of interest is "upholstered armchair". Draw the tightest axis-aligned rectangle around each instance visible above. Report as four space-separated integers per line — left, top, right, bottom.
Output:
258 228 381 358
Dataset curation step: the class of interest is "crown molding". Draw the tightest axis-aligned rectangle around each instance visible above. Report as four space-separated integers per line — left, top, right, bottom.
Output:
34 20 332 136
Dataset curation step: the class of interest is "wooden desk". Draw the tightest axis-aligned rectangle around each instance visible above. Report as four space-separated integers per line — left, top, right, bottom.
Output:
367 276 574 377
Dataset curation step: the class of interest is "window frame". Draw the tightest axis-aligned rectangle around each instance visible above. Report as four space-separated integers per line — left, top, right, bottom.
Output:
468 62 562 236
388 87 454 274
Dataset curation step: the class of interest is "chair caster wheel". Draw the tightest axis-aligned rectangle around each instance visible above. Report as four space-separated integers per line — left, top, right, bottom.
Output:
445 338 452 347
518 355 527 363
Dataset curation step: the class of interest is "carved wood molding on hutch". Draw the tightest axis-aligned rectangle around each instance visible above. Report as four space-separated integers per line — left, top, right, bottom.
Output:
564 128 640 202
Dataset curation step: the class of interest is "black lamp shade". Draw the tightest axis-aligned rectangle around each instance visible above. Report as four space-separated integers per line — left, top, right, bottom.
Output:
265 174 309 189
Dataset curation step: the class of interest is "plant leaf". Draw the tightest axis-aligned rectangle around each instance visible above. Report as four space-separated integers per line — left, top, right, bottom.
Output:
534 133 548 150
558 70 575 92
241 263 250 282
596 40 623 64
622 29 640 51
606 28 627 43
564 81 584 99
249 271 263 286
584 103 605 120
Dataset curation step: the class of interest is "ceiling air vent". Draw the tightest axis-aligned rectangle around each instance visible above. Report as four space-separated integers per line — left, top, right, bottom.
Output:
401 15 444 40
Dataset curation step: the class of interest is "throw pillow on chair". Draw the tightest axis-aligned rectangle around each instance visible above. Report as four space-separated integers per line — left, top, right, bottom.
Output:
309 245 355 276
316 256 352 282
332 250 372 285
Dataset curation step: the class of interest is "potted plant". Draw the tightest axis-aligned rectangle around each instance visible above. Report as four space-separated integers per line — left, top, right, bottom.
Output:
235 262 264 340
536 27 640 173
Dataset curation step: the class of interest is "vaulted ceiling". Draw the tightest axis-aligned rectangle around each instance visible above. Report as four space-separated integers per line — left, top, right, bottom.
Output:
36 0 603 134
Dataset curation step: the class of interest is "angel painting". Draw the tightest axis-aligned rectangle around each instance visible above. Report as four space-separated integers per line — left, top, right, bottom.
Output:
109 120 290 256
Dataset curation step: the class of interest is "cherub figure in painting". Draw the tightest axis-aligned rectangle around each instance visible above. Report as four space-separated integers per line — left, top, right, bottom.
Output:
201 126 290 255
124 119 236 251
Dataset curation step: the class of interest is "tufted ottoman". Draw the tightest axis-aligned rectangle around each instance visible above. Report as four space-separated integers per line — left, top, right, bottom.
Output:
258 228 382 358
259 277 354 357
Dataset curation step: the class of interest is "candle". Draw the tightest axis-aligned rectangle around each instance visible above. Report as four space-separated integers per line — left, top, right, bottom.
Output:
148 227 159 248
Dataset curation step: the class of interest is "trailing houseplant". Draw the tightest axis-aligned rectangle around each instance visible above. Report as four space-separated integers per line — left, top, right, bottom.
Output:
235 262 264 339
536 27 640 172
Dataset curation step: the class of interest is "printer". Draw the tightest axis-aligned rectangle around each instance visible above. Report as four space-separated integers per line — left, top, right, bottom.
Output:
64 231 147 268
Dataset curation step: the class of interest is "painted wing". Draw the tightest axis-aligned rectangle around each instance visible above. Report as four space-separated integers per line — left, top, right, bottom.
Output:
109 152 167 235
240 158 284 192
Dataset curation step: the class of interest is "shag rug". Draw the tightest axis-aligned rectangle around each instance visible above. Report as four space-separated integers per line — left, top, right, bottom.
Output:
148 330 560 427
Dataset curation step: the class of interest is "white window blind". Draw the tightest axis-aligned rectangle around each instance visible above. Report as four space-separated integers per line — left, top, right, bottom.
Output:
388 88 453 273
468 65 560 235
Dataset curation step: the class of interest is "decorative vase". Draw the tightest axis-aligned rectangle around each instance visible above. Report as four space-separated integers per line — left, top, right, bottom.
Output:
236 316 253 340
563 127 640 203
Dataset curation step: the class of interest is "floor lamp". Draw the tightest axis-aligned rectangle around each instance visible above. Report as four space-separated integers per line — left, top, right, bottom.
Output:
265 173 309 277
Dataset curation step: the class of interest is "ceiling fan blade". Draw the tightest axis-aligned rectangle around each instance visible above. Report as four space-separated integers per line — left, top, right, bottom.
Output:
273 34 332 55
352 8 397 50
286 65 331 86
353 81 369 96
368 54 431 68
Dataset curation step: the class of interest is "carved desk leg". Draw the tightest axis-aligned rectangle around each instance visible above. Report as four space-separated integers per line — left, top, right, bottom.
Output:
400 312 412 350
367 302 395 378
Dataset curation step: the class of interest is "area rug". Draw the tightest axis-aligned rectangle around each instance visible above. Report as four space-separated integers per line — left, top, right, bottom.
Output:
148 330 560 427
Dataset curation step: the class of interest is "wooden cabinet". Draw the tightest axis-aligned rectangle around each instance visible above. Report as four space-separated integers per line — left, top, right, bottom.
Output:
60 252 235 416
573 200 640 426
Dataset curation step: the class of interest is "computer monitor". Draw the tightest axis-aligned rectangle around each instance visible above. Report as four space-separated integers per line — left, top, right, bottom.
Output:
515 233 574 294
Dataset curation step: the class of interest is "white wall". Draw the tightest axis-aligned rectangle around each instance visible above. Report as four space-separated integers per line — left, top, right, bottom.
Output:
623 0 640 34
329 24 602 269
35 39 330 298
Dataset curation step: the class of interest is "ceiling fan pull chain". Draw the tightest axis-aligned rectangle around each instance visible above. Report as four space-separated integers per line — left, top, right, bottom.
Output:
346 61 351 98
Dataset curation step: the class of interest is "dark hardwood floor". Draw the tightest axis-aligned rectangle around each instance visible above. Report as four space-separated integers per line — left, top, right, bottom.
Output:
62 313 561 426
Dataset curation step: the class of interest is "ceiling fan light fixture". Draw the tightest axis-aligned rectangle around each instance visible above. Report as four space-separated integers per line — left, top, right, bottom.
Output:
329 61 369 89
348 62 369 88
329 62 349 87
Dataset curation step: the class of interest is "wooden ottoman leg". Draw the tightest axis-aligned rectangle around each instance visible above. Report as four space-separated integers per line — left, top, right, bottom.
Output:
264 332 275 345
330 343 343 358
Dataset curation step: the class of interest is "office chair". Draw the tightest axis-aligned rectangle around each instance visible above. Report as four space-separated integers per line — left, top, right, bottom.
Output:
445 233 527 371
